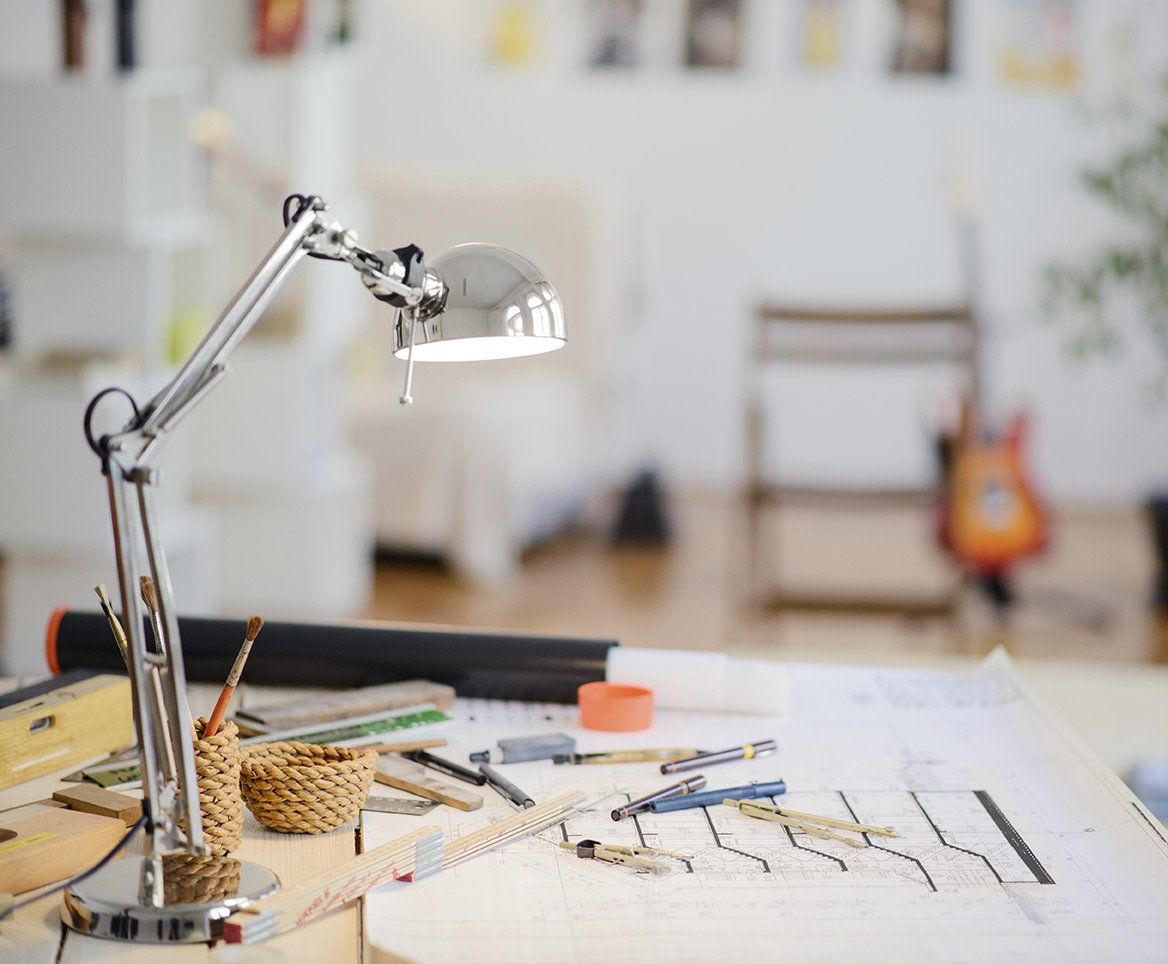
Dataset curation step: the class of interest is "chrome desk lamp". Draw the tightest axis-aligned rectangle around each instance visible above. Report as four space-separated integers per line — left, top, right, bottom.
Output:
65 194 566 943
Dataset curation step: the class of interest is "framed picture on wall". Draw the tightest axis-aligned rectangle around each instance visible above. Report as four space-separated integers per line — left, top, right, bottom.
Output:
889 0 952 76
800 0 845 71
255 0 305 56
487 2 539 68
585 0 646 69
997 0 1081 89
684 0 743 70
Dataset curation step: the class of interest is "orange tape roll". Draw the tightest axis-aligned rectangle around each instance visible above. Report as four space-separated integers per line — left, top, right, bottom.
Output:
578 682 654 732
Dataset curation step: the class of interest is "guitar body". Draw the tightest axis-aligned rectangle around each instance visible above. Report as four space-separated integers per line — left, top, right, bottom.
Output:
936 407 1049 575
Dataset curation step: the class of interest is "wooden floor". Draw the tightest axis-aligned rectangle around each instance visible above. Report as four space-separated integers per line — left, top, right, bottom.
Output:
364 490 1165 666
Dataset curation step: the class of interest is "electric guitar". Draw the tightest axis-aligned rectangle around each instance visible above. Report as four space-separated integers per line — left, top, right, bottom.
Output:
935 403 1049 575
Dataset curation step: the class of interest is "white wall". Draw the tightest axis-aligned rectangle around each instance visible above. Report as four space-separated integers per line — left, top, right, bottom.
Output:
0 0 201 77
354 0 1168 504
2 0 1167 503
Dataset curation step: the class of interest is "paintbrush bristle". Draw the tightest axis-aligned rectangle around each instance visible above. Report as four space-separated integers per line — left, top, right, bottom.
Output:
139 575 157 612
95 584 112 608
246 615 264 641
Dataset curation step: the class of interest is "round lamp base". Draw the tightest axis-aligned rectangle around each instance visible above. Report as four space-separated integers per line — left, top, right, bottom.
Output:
62 854 280 944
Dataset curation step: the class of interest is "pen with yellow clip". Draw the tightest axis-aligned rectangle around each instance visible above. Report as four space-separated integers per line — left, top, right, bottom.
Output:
660 739 777 774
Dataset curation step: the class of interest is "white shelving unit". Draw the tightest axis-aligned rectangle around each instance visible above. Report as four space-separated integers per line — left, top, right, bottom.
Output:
0 365 195 553
0 71 216 673
187 48 374 617
0 45 374 663
0 70 209 369
0 71 205 247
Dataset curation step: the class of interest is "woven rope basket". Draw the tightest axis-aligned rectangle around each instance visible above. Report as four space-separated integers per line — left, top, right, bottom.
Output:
188 718 244 856
162 853 241 906
240 741 376 834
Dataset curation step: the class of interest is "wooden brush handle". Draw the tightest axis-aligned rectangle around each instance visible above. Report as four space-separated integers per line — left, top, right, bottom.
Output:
204 686 235 739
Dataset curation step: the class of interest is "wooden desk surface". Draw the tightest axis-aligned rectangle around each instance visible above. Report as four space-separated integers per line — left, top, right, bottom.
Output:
2 658 1165 962
0 681 364 964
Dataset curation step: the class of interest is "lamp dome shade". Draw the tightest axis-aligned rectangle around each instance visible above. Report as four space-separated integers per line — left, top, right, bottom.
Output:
392 243 567 362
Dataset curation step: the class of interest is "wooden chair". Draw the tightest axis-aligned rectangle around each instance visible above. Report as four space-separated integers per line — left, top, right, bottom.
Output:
745 302 977 618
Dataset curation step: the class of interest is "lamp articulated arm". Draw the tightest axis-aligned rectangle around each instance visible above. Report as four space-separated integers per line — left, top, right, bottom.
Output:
85 195 441 889
65 196 564 940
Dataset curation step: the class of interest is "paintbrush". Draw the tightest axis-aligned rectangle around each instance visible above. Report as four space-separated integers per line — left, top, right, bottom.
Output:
94 584 131 671
139 575 168 656
135 576 181 779
204 616 263 738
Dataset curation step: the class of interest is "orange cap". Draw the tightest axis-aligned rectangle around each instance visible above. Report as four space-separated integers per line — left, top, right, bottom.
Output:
578 681 654 732
45 607 68 674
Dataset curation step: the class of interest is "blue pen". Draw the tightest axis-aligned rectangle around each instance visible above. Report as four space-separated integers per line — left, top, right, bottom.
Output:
648 780 786 814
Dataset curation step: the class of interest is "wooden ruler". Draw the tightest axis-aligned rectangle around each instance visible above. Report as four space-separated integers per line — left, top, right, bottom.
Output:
221 826 444 944
374 755 483 811
221 792 586 944
443 792 586 868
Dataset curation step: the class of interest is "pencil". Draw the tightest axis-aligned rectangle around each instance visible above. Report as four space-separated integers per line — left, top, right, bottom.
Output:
204 615 263 738
364 738 448 754
553 747 701 765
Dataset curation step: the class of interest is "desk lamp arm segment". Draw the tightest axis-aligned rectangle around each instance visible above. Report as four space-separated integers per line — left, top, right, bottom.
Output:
90 195 436 865
133 198 441 454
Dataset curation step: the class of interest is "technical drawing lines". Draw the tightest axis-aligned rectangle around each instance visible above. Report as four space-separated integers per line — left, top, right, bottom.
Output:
911 791 1003 884
840 792 938 892
702 806 771 872
770 792 848 871
975 791 1054 885
782 823 848 871
552 784 1051 893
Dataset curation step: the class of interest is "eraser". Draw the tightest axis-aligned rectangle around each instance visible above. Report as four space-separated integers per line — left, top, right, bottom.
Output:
497 732 576 763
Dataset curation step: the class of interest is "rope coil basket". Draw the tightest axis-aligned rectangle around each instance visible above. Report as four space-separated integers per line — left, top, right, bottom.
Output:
240 741 377 834
188 718 244 856
162 853 242 906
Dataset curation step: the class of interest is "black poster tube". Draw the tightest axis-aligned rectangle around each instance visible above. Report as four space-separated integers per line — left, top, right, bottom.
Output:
49 610 617 704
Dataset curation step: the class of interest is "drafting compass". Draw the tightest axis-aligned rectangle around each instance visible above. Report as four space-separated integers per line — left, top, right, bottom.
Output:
723 799 899 848
559 839 692 875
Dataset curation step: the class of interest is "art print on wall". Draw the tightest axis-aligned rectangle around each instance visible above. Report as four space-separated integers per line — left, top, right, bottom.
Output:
890 0 952 76
255 0 305 57
585 0 645 69
487 3 539 68
684 0 743 70
800 0 845 71
998 0 1081 89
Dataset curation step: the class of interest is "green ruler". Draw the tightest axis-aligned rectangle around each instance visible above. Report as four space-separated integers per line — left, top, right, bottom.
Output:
277 709 450 747
81 706 452 789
